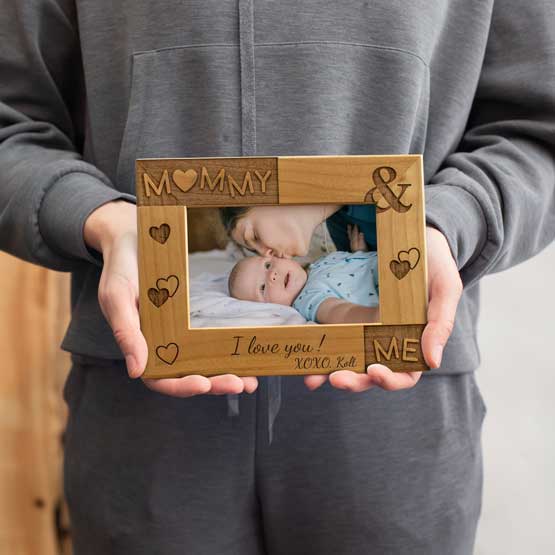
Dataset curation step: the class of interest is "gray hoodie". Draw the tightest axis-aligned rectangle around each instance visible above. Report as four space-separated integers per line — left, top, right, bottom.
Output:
1 1 554 440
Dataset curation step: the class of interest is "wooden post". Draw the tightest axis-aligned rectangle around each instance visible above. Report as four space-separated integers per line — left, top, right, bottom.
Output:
0 253 71 554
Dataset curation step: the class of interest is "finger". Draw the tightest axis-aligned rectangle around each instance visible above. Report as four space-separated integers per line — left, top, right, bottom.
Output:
329 366 422 392
142 375 212 397
304 374 328 390
329 370 376 392
143 375 258 398
241 376 259 394
208 374 248 395
365 364 422 390
421 270 462 368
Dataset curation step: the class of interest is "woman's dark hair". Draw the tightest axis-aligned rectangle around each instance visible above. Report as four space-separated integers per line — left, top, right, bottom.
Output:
219 207 252 235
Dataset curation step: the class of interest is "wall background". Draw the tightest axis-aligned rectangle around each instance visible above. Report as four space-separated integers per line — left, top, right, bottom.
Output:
474 243 555 554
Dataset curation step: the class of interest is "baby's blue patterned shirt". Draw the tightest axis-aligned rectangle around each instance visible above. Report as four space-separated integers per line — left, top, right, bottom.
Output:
292 251 379 322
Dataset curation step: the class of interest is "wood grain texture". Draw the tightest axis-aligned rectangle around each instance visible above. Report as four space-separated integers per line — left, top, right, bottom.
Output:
144 325 368 378
375 157 428 325
0 254 72 554
138 205 189 374
137 154 430 377
277 154 417 204
142 324 430 378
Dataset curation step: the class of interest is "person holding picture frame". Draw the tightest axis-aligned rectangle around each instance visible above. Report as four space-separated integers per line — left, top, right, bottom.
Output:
0 1 554 554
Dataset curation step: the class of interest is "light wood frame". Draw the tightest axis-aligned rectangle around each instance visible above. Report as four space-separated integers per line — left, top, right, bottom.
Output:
137 155 429 378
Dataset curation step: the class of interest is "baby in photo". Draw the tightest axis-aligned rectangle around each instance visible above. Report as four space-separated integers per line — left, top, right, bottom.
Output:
228 225 380 324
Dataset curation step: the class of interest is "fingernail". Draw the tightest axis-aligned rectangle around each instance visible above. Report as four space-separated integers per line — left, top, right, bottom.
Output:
433 346 444 368
125 354 138 376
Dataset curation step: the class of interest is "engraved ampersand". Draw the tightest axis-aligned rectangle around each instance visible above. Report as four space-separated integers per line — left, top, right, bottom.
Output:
365 166 412 213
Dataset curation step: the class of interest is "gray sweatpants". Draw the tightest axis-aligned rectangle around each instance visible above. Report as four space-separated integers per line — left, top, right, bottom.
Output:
63 356 486 555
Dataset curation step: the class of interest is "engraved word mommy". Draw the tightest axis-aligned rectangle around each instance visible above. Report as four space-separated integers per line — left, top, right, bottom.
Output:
143 167 273 199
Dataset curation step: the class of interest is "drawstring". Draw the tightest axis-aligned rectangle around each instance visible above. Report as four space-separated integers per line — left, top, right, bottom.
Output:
238 0 256 155
226 0 282 444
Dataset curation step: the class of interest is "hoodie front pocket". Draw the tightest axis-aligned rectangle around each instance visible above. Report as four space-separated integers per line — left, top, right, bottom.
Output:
116 40 430 193
254 42 430 156
115 45 244 194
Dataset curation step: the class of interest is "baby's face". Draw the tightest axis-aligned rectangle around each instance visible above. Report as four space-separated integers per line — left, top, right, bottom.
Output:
232 255 307 305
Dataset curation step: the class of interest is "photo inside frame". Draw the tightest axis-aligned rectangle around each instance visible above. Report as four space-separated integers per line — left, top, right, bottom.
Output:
186 205 380 328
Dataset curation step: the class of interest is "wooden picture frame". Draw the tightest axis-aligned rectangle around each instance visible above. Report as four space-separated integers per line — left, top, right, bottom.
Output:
137 154 429 378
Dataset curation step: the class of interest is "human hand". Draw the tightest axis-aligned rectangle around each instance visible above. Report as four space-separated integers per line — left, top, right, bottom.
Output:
84 200 258 397
348 224 368 252
304 226 462 392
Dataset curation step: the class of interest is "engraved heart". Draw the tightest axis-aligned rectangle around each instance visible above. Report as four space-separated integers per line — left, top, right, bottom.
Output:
390 259 411 280
148 287 169 308
156 342 179 365
156 275 179 297
172 169 198 193
398 248 420 269
149 224 171 244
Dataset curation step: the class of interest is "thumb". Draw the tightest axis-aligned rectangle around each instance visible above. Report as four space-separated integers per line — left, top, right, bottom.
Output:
421 267 462 369
99 278 148 378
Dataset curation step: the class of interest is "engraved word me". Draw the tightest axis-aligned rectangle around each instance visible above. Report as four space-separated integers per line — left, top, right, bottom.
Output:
373 336 420 363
